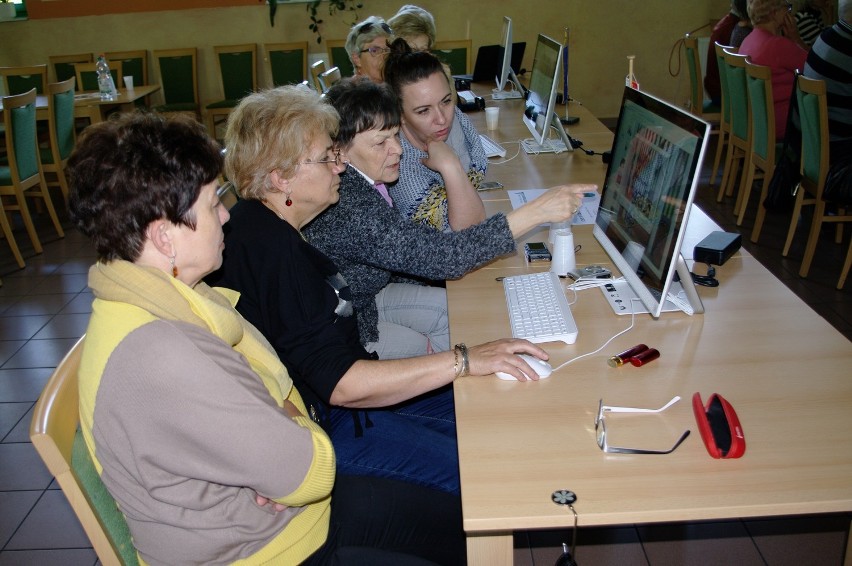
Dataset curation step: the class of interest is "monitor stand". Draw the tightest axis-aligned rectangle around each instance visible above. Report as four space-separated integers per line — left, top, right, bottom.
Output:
522 112 575 154
492 68 525 100
599 255 705 316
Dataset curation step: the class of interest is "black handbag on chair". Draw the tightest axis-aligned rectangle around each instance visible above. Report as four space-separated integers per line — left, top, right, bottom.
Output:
763 82 801 213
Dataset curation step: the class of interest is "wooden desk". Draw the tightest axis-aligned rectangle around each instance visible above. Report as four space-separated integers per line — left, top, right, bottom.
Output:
449 101 852 566
0 84 160 124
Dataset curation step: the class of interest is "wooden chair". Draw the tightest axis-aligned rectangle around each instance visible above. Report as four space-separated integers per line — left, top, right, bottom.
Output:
39 77 76 207
433 40 473 76
74 61 123 93
0 88 65 263
49 53 93 83
783 74 852 287
0 64 48 95
310 60 327 94
30 338 140 566
104 50 148 106
265 42 308 87
716 50 752 211
326 39 355 78
152 48 200 120
743 61 777 239
709 42 736 187
318 66 342 93
206 44 257 140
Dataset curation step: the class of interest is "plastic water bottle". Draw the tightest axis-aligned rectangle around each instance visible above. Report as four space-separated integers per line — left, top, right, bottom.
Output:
625 55 639 89
96 55 115 101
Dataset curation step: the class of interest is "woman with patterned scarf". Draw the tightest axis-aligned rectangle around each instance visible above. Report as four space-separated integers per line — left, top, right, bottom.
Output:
384 38 489 232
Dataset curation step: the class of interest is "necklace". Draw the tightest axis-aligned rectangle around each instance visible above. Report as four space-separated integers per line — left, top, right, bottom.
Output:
261 198 286 221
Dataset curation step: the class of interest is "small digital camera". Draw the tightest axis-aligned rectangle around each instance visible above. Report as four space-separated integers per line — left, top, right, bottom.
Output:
567 265 612 280
524 242 552 263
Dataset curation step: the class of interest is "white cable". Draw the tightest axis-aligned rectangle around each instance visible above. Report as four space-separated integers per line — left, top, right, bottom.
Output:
552 296 640 371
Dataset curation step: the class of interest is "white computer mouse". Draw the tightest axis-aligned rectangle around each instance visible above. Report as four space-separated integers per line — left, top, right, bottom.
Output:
495 354 553 381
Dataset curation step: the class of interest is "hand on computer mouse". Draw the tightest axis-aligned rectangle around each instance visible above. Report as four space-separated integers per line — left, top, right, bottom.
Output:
462 339 549 381
494 354 553 381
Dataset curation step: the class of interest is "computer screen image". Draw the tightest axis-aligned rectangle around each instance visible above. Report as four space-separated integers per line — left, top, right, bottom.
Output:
594 87 710 317
522 34 573 152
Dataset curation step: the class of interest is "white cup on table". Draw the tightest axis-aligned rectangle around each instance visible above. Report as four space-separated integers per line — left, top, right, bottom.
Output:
123 76 134 91
485 107 499 130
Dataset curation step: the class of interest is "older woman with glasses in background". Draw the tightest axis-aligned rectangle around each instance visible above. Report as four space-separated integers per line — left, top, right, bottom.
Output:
388 4 436 52
739 0 809 140
345 15 393 82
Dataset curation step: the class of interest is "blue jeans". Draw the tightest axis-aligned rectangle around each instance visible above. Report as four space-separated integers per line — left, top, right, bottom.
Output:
327 386 459 495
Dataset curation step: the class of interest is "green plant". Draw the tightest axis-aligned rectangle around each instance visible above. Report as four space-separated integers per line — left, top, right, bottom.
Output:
265 0 362 44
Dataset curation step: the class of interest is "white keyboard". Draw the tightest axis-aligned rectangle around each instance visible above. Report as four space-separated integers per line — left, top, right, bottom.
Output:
492 89 523 100
479 134 507 158
521 138 572 154
503 271 578 345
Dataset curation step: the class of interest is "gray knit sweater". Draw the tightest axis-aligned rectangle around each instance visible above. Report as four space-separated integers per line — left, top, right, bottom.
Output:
303 168 516 345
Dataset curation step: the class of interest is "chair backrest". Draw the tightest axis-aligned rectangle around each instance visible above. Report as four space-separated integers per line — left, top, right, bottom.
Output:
213 44 257 102
326 39 355 78
714 42 735 126
722 49 750 143
0 64 48 95
74 61 123 93
265 42 308 87
29 337 139 566
318 66 342 93
153 48 199 105
796 74 829 190
47 77 77 163
1 88 40 184
310 60 327 94
745 60 775 163
433 40 472 76
49 53 93 83
103 50 148 87
217 181 240 210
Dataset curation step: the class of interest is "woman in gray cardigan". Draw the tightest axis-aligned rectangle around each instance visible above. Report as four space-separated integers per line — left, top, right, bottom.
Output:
303 78 595 359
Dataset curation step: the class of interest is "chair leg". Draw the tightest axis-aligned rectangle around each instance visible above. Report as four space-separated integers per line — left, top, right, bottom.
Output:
751 174 771 243
35 173 65 238
838 237 852 290
13 187 43 254
717 143 736 202
709 128 727 187
0 202 26 268
735 155 755 223
783 189 806 257
799 200 826 277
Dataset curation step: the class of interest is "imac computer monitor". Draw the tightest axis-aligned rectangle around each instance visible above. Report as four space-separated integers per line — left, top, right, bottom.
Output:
522 34 573 151
594 86 711 318
495 16 524 94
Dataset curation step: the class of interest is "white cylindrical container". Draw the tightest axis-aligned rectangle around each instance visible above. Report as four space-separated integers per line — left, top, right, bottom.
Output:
550 230 576 276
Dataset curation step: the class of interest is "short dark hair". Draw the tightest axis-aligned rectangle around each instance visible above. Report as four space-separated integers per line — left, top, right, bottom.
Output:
325 77 401 148
383 37 448 101
68 112 222 262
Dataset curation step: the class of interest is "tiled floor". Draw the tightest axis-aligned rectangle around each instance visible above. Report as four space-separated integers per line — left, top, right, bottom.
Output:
0 169 849 565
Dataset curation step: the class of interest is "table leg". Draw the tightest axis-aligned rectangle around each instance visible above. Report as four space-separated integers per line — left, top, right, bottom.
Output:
467 531 513 566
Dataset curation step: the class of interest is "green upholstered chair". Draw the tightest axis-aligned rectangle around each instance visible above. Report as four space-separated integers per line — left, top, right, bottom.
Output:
74 61 123 93
206 44 257 140
30 338 140 566
0 88 66 266
39 77 76 207
716 50 752 209
265 42 308 87
710 42 736 188
433 40 472 76
783 74 852 287
310 60 327 94
326 39 355 78
104 50 148 107
742 61 778 239
49 53 93 83
152 48 200 119
0 64 48 95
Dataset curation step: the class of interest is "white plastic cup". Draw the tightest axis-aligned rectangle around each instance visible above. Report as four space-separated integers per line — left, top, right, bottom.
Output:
123 76 134 90
548 220 571 244
550 230 576 276
485 107 499 130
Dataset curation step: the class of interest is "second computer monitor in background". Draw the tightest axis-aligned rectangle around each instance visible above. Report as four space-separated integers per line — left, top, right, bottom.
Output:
522 33 573 151
495 16 525 93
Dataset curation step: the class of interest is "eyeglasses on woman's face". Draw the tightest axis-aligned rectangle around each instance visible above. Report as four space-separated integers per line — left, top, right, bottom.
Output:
360 46 391 57
300 149 346 168
358 21 392 36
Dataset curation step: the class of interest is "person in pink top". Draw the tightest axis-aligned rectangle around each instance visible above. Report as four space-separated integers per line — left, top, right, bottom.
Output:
739 0 809 139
